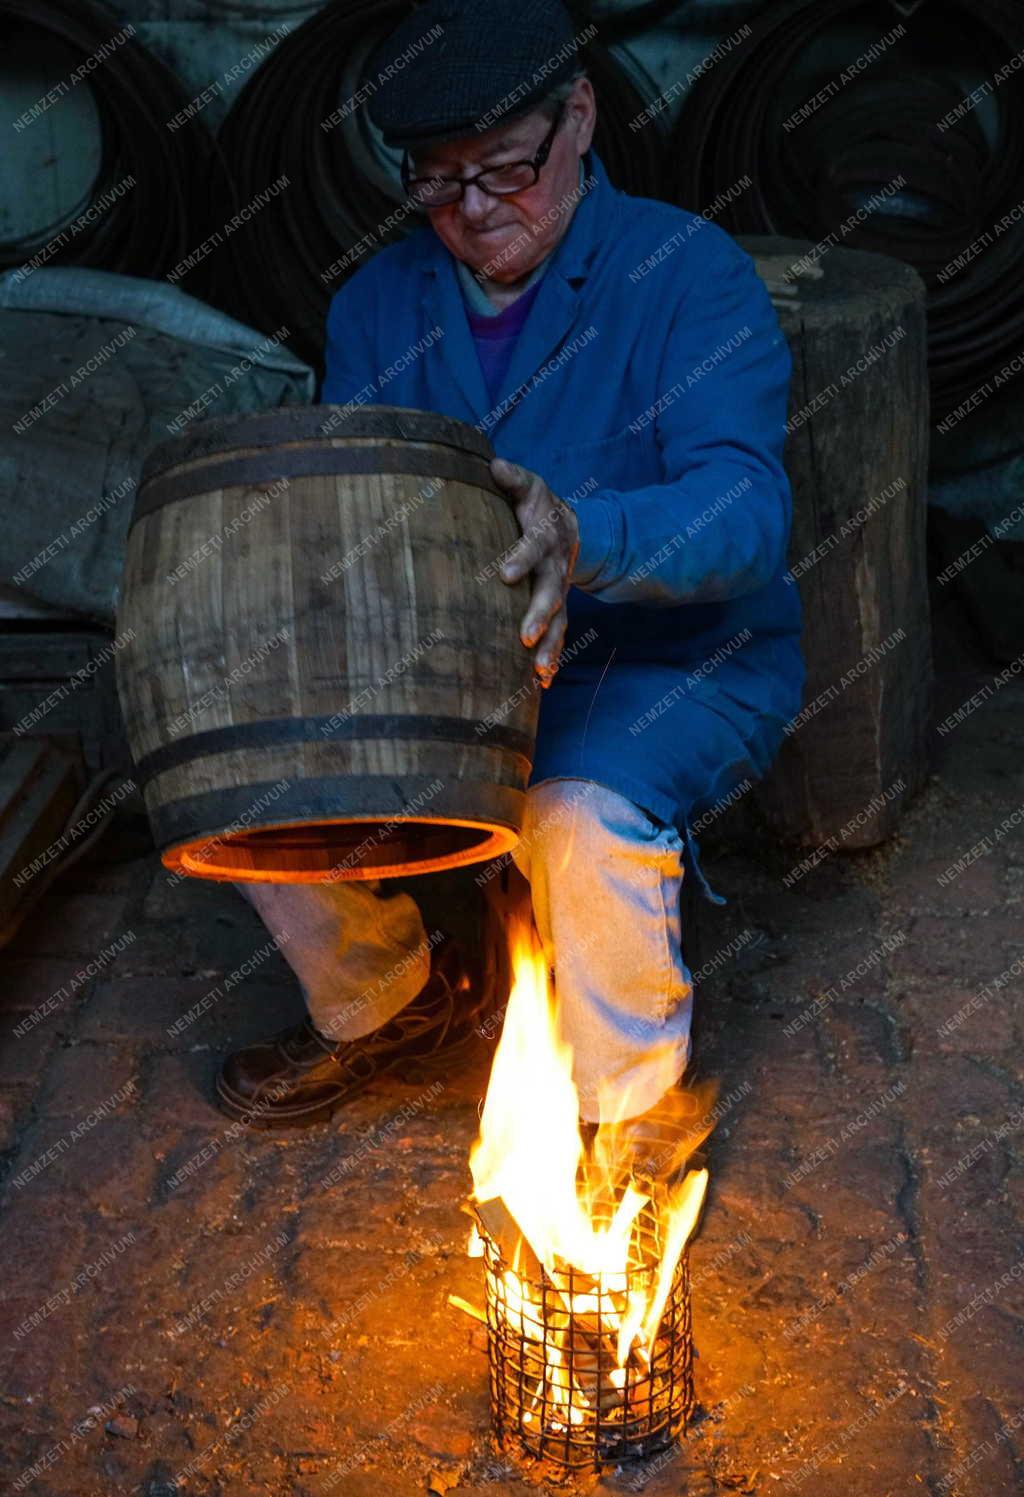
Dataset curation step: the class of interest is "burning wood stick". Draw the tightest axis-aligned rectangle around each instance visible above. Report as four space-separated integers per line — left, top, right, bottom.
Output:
446 1293 486 1324
469 1197 542 1279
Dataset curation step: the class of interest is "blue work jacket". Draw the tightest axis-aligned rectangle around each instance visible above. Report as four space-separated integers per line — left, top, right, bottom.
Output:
321 148 805 896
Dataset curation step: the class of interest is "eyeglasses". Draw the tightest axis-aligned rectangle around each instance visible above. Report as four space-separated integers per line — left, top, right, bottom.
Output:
400 102 566 210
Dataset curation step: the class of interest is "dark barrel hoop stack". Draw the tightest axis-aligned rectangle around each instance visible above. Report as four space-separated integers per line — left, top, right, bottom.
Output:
115 405 540 883
5 0 1023 420
0 0 214 281
667 0 1024 422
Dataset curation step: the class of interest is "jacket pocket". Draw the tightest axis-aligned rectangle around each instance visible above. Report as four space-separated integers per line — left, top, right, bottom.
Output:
549 420 659 497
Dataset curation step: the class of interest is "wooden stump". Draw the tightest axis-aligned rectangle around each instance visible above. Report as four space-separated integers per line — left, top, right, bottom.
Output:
738 236 932 849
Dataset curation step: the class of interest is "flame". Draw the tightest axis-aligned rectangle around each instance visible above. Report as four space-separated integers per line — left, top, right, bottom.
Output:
469 920 709 1397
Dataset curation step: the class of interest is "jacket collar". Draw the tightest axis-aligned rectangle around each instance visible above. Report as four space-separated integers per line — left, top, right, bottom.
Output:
417 148 614 433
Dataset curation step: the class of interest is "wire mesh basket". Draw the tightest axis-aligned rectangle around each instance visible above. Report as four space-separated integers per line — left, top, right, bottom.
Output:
481 1190 695 1469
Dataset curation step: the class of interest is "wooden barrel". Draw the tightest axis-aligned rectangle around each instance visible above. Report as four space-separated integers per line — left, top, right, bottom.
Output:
115 404 539 882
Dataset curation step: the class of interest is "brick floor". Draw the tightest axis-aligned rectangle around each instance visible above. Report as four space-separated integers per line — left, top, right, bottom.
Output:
1 604 1023 1496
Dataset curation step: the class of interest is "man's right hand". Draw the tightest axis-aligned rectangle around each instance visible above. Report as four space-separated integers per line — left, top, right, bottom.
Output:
489 456 580 689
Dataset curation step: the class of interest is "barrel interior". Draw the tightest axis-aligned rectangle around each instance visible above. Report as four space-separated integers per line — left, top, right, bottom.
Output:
163 814 518 882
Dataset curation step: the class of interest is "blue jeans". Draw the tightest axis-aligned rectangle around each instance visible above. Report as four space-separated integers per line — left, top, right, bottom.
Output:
235 778 692 1123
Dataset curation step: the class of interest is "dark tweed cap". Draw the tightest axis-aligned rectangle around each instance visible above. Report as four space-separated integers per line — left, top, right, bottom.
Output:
365 0 586 149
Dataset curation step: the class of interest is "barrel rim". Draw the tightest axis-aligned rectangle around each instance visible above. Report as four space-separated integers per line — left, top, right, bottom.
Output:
148 773 526 880
162 815 519 882
140 403 496 488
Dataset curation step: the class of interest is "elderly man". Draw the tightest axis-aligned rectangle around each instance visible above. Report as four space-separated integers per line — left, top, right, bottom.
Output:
216 0 803 1132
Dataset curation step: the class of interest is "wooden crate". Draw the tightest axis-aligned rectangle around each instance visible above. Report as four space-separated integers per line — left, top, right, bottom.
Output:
0 625 128 773
0 735 83 943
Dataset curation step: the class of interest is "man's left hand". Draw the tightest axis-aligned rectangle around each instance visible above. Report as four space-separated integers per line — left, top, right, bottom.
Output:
490 457 580 689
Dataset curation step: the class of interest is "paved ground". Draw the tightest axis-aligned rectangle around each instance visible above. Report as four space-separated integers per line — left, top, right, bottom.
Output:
1 596 1023 1497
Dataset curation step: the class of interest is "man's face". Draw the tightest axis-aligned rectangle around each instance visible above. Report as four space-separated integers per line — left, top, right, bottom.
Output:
409 78 596 283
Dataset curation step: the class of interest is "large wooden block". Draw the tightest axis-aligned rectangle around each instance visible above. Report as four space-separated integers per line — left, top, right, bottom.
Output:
739 236 932 848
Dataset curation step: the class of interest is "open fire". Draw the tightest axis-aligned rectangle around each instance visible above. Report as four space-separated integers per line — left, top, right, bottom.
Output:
466 921 711 1469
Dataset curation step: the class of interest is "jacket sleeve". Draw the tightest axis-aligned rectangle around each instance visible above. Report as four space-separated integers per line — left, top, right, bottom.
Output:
565 239 794 607
320 271 380 406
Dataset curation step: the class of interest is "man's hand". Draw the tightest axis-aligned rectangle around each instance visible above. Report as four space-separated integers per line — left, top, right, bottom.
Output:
490 457 580 689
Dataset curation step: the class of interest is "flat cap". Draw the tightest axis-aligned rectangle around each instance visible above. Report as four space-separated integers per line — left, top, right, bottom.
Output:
365 0 587 149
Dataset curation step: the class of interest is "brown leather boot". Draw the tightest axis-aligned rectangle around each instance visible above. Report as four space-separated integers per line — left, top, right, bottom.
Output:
215 937 483 1127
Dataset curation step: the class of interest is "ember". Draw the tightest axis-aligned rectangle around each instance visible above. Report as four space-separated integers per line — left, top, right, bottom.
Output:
467 922 710 1469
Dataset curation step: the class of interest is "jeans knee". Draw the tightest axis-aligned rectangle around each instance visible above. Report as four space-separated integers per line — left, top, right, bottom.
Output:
523 777 608 845
524 778 683 880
